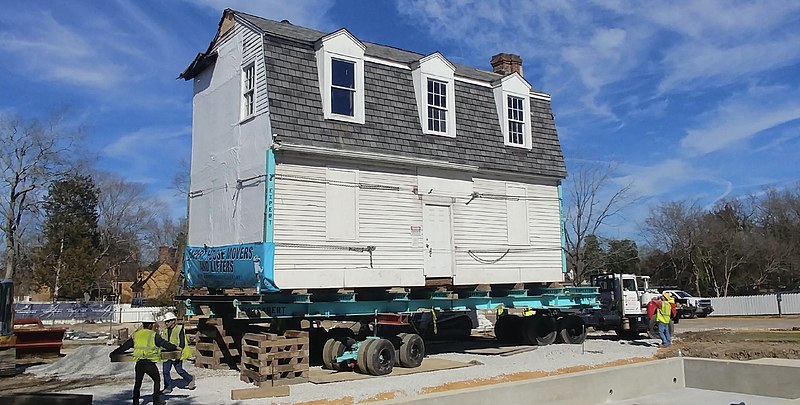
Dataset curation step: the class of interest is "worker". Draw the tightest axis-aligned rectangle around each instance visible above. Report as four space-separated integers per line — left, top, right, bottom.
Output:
110 321 177 405
656 292 674 347
161 312 195 393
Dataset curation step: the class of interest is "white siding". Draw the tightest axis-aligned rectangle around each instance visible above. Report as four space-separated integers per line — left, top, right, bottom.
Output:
273 161 424 289
326 168 358 241
187 21 271 247
272 159 564 289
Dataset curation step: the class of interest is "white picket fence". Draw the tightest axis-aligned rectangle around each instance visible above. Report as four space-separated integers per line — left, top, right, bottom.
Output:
709 293 800 316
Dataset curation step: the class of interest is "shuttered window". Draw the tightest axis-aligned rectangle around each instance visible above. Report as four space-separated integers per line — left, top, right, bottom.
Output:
326 168 358 241
506 184 529 245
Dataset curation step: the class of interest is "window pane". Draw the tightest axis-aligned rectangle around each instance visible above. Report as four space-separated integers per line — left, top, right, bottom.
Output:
332 59 355 89
332 88 354 116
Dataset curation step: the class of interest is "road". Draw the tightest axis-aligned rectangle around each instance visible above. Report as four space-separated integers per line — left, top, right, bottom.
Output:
675 315 800 333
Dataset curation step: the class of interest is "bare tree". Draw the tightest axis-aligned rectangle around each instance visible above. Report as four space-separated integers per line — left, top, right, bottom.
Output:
0 113 81 280
563 161 634 285
95 172 166 292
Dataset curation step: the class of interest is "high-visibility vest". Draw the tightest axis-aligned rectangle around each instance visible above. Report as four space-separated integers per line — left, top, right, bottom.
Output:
133 329 161 362
655 300 672 324
163 324 192 361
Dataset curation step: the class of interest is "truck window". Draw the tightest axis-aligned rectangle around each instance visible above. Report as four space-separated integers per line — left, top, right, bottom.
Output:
622 279 636 291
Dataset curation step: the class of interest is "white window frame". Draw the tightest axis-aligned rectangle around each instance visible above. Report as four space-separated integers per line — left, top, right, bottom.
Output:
507 95 525 146
412 53 457 138
325 168 360 242
316 29 366 124
426 78 449 134
241 62 255 120
493 73 533 149
329 57 358 118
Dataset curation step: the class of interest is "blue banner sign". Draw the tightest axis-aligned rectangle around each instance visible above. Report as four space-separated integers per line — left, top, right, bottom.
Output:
14 302 113 321
184 242 279 293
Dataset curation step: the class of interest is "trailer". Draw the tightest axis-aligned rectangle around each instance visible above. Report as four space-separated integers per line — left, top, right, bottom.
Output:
178 284 600 376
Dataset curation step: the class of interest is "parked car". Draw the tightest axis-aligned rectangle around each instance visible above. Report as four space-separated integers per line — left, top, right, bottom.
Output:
663 290 714 318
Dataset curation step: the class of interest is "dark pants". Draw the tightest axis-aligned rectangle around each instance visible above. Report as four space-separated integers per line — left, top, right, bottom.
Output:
133 359 160 404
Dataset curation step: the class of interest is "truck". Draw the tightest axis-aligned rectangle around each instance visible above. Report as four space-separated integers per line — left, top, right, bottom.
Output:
579 273 670 339
662 290 714 318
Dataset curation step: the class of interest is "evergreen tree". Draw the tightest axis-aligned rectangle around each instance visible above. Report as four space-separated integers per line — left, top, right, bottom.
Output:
34 175 100 298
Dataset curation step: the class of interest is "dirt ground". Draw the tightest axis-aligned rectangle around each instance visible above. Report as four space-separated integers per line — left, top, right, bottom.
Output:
661 317 800 360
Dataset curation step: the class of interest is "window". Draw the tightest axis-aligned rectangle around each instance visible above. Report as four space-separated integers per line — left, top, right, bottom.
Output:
507 96 525 145
493 74 533 148
427 79 448 133
315 29 366 124
242 63 255 118
331 59 355 117
411 53 457 137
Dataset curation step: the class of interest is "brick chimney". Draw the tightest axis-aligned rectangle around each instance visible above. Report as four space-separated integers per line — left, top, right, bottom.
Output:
490 53 523 76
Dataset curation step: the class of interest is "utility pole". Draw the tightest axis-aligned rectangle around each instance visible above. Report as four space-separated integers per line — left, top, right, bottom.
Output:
53 238 64 301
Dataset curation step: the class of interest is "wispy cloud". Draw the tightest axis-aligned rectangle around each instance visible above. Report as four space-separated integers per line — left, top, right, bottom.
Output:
680 85 800 155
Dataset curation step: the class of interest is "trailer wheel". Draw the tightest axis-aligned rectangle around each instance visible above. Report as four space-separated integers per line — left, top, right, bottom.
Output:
494 315 522 343
397 333 424 368
530 316 557 346
558 316 587 344
322 338 346 370
356 339 376 374
365 338 395 376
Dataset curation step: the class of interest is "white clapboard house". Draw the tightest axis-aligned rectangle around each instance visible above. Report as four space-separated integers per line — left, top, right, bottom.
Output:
180 9 568 292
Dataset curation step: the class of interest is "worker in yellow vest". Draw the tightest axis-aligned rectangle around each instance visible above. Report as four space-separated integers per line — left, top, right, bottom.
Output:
161 312 195 394
110 321 176 405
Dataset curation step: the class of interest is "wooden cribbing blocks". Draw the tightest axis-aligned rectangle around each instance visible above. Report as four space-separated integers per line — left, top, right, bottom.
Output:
239 330 309 387
194 318 240 370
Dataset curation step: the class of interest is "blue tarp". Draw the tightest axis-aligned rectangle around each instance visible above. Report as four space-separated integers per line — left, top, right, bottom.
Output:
14 302 114 321
184 242 279 293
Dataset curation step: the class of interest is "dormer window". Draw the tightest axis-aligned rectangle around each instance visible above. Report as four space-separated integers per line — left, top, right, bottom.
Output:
507 96 525 145
331 59 355 116
242 62 255 119
427 79 448 133
412 53 456 137
493 73 533 149
316 29 365 124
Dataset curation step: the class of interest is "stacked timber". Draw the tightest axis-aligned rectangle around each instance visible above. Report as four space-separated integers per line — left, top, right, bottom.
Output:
194 318 239 369
239 330 309 387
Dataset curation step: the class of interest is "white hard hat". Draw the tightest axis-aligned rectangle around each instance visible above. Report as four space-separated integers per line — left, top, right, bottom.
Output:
163 312 177 322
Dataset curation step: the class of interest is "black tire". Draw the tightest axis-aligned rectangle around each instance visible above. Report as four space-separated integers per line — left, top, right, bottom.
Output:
322 338 345 370
356 339 375 374
365 338 395 376
522 316 557 346
697 313 708 318
494 315 522 343
397 333 424 368
558 316 587 344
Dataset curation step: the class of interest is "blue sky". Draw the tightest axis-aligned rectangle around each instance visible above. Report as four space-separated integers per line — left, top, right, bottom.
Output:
1 1 799 240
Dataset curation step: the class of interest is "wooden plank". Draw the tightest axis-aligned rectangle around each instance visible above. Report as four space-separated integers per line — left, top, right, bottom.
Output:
230 385 290 400
243 332 280 341
284 330 309 339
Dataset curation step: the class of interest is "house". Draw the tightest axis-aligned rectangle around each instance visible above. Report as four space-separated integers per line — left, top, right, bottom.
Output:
180 9 567 292
121 247 179 302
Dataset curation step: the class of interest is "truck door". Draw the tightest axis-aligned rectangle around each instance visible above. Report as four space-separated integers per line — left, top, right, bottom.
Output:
620 277 642 315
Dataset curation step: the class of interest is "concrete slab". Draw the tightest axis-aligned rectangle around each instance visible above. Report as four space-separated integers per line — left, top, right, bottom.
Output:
310 358 473 384
747 358 800 367
614 387 789 405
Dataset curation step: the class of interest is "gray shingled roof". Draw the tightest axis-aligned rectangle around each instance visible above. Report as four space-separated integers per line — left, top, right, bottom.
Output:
235 10 566 180
235 11 530 88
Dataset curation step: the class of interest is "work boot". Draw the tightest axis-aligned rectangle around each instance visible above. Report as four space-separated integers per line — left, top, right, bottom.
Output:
161 387 173 394
187 377 196 390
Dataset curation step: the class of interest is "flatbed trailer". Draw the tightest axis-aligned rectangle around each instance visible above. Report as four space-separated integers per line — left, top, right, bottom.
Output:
178 286 600 376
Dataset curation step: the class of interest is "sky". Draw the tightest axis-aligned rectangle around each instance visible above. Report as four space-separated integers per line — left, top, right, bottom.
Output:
1 0 799 241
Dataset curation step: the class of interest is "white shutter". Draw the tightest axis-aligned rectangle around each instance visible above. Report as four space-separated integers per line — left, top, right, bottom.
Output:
506 184 529 245
326 168 358 240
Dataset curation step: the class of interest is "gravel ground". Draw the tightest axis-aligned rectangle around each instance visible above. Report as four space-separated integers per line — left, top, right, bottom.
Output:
60 337 659 404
